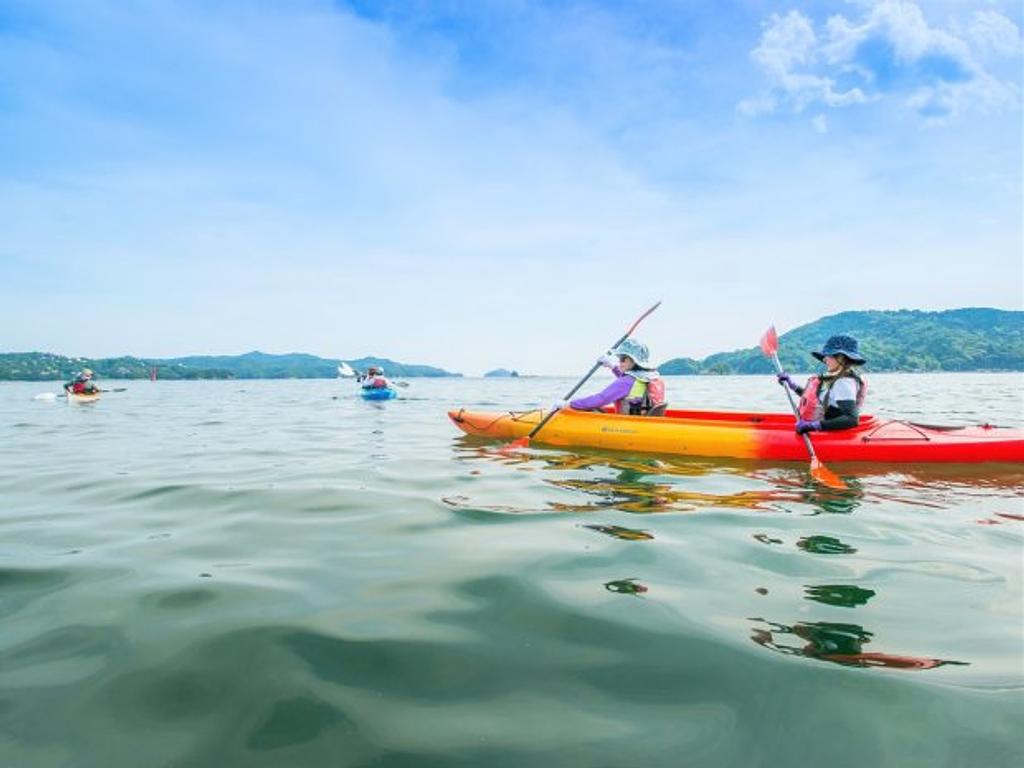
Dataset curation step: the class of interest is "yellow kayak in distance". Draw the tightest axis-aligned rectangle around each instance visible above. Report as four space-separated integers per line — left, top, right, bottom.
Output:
66 391 102 404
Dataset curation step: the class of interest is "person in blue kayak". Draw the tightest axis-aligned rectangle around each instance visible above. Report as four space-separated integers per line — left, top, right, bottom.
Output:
64 368 99 395
776 335 867 434
553 338 666 415
357 365 392 390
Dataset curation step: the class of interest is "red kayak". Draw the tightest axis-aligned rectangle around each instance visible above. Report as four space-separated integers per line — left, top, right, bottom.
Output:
448 407 1024 464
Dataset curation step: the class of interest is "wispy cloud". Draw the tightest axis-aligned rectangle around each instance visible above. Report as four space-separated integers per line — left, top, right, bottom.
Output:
967 9 1023 58
742 1 1021 120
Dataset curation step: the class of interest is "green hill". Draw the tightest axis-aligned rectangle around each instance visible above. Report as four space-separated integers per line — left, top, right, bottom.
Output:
659 308 1024 374
0 351 460 381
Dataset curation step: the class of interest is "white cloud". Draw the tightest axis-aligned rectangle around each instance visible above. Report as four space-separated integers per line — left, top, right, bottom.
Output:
823 1 965 64
751 10 819 77
812 114 828 133
968 10 1022 57
743 1 1021 120
747 11 867 112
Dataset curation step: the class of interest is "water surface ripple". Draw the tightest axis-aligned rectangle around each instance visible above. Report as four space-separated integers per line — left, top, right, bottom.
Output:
1 375 1022 767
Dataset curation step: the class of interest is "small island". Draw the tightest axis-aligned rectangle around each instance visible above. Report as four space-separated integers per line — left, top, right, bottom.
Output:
484 368 520 378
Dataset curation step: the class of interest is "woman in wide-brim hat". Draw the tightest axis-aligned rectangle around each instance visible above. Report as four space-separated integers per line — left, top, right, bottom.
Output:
550 337 666 416
776 334 867 434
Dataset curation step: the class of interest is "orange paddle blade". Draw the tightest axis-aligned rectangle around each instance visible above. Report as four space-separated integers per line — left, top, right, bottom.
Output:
500 436 531 453
810 458 846 490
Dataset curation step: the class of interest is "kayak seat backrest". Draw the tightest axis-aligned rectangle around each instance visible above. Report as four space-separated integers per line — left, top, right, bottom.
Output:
646 403 668 417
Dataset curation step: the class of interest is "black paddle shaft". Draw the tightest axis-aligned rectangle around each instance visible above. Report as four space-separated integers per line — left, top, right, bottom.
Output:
525 301 662 441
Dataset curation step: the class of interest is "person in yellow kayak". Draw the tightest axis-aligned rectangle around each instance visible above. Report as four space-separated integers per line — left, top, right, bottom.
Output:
552 338 666 415
776 335 867 434
64 368 99 395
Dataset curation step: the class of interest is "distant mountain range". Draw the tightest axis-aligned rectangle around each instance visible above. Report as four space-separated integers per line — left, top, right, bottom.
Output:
3 308 1021 380
0 351 460 381
659 308 1024 374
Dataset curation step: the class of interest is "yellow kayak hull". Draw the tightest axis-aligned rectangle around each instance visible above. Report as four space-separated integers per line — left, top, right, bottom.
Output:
449 407 762 459
66 391 102 404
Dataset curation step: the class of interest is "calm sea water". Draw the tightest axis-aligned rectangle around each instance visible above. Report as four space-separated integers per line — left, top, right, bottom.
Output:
1 374 1022 768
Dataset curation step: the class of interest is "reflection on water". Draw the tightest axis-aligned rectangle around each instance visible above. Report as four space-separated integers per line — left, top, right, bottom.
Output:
448 432 1018 680
803 492 862 515
537 452 717 477
449 425 1018 680
803 584 876 608
452 442 809 515
977 511 1024 525
581 523 654 541
797 535 858 555
547 477 800 515
750 619 968 670
604 578 649 596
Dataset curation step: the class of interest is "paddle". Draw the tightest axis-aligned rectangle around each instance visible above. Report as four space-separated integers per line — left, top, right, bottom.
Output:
759 325 846 490
37 387 126 400
504 301 662 451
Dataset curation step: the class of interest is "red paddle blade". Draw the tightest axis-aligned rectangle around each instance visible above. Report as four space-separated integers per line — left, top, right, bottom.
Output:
759 325 779 358
810 458 846 490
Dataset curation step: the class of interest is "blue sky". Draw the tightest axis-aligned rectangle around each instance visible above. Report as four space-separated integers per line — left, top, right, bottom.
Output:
1 0 1021 374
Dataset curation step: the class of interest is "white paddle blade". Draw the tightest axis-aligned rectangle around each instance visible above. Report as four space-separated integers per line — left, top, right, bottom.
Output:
338 362 356 378
34 393 58 401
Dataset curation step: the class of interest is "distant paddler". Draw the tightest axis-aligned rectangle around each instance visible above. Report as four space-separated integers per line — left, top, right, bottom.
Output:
64 368 100 396
338 361 409 390
357 365 392 391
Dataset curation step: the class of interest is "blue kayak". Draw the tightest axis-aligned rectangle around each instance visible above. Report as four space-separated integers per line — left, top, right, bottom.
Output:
361 387 397 401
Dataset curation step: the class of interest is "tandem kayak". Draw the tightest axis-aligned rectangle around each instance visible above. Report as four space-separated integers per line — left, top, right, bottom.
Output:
361 388 397 401
66 391 102 404
448 407 1024 464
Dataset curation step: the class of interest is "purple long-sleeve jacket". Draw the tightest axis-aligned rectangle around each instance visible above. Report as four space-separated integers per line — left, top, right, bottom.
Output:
569 368 636 411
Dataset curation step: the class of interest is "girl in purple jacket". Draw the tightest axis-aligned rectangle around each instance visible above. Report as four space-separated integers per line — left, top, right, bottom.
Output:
553 338 664 415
